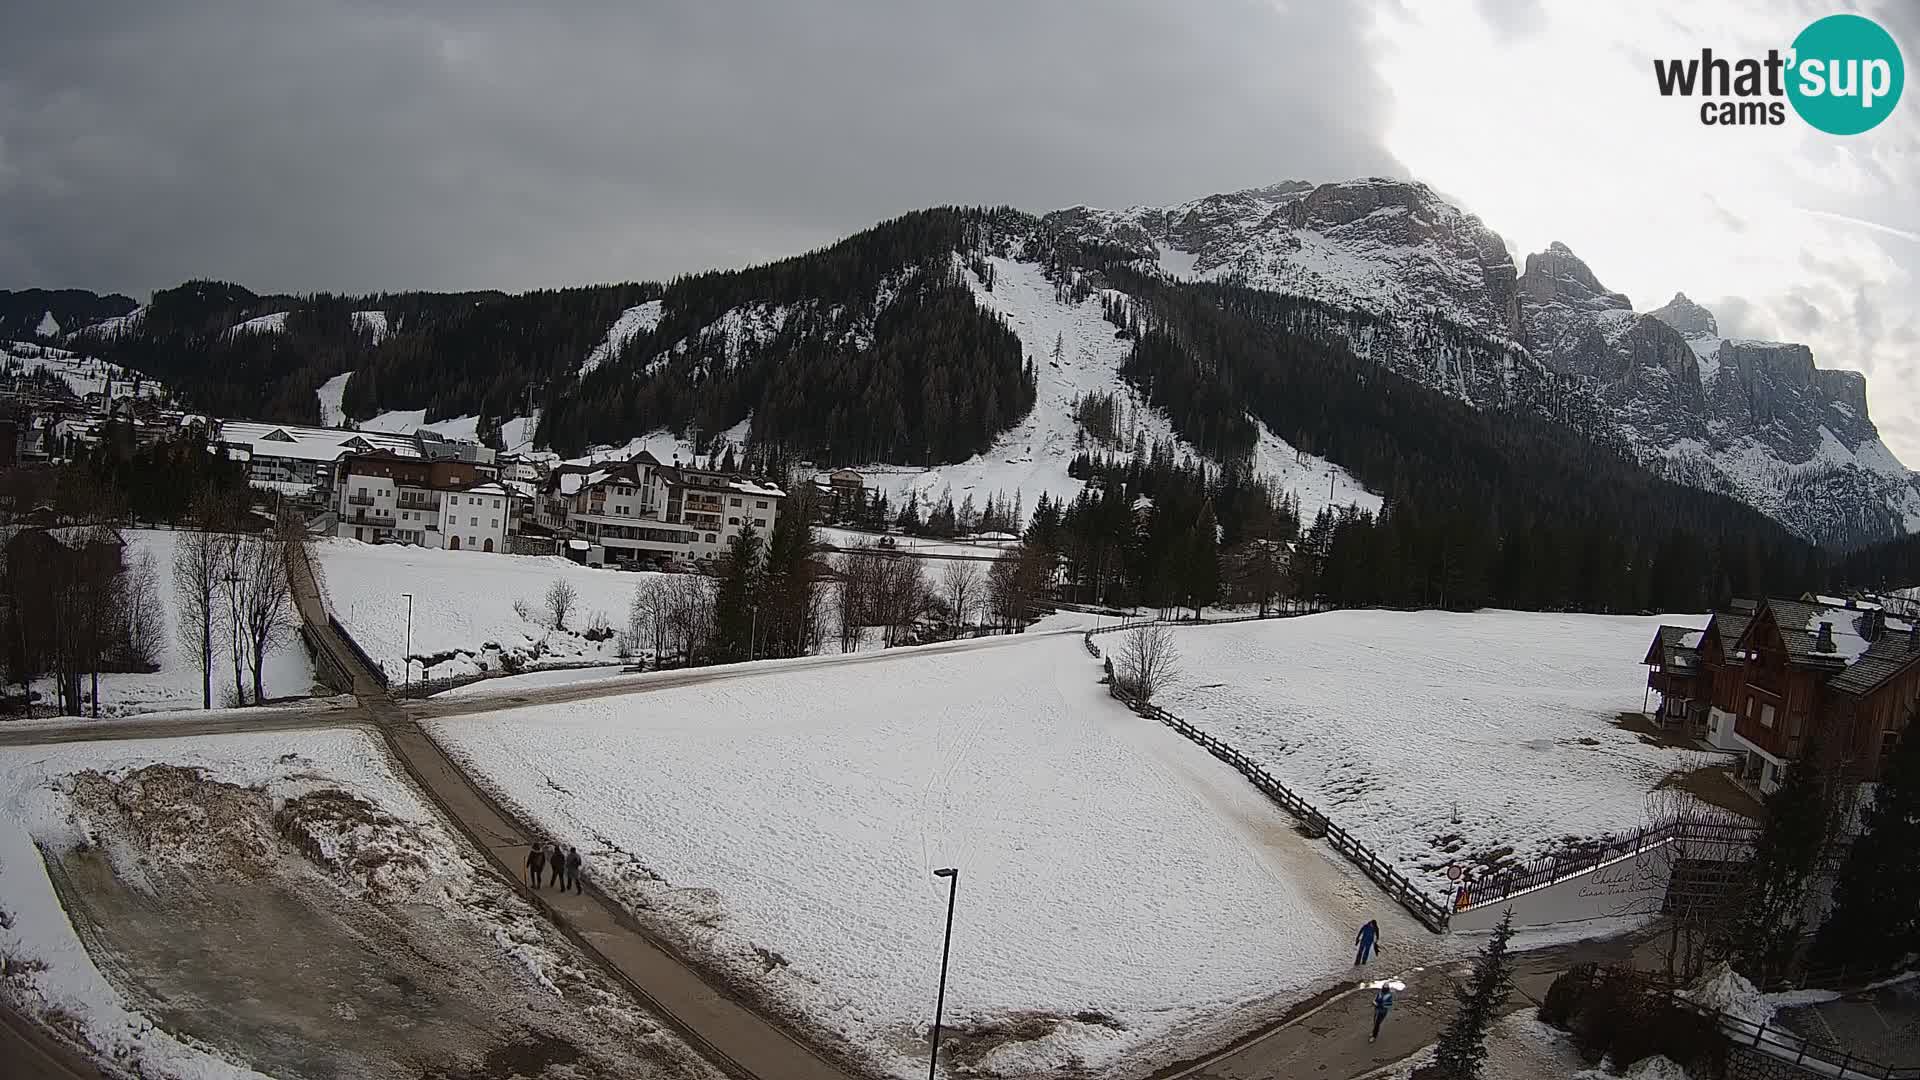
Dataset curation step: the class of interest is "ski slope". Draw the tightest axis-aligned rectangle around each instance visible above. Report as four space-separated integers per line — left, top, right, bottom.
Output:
858 256 1379 522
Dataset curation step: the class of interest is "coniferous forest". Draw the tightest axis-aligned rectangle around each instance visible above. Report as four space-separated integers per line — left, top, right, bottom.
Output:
13 206 1842 614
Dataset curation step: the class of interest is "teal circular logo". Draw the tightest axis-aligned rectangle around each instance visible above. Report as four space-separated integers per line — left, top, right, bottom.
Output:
1787 14 1904 135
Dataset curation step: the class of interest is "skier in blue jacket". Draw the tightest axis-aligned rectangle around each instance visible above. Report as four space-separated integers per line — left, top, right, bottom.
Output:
1370 984 1395 1042
1354 919 1381 965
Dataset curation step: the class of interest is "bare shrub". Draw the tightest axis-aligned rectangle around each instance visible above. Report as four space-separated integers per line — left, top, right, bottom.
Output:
1114 623 1179 707
545 579 578 630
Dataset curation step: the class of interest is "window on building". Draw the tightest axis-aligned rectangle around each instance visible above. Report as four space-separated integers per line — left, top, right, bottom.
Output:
357 487 366 497
470 516 478 526
493 499 500 508
491 519 498 528
728 517 739 526
705 533 717 543
468 536 477 547
756 500 768 509
755 518 767 529
730 497 742 507
1760 703 1776 728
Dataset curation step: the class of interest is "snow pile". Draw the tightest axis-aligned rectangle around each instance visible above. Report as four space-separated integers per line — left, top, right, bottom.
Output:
580 300 663 376
1679 962 1769 1025
1158 610 1716 898
314 539 667 682
315 371 352 427
428 634 1371 1079
1623 1055 1691 1080
32 530 315 717
0 728 717 1078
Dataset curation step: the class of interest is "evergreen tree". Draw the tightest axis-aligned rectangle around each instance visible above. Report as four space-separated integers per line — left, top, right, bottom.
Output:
1723 746 1833 981
712 525 764 662
1180 500 1220 618
1815 720 1920 968
1422 909 1515 1080
758 492 821 659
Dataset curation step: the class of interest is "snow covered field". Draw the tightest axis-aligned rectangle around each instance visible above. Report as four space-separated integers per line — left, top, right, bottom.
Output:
1158 610 1716 900
427 634 1391 1079
314 539 666 682
0 727 721 1079
38 530 316 717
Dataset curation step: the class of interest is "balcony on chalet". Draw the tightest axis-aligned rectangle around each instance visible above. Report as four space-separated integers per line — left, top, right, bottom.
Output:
347 493 376 507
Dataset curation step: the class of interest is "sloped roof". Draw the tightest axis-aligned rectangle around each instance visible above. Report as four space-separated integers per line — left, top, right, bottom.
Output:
1828 625 1920 696
1650 624 1703 670
1710 612 1752 654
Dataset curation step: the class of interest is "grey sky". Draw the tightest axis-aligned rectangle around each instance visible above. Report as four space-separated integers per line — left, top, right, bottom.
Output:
6 1 1917 463
0 0 1401 295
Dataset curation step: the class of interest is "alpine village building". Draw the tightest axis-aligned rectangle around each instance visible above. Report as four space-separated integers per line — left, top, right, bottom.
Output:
1644 595 1920 796
332 451 517 552
535 451 784 567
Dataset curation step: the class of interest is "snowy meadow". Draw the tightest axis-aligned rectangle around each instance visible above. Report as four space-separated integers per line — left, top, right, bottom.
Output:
1158 609 1717 899
427 634 1385 1079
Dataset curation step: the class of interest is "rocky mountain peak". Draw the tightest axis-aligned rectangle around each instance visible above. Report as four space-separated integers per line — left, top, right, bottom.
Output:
1518 243 1630 312
1648 292 1719 340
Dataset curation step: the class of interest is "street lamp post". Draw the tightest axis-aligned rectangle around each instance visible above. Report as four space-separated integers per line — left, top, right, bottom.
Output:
928 867 959 1080
400 592 414 697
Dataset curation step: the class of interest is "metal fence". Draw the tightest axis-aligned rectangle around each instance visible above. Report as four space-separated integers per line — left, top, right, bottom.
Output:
1673 995 1920 1079
326 614 390 688
1456 818 1761 913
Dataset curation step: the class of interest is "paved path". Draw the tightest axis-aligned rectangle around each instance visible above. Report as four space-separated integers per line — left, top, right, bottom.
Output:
0 1000 106 1080
1160 928 1649 1079
282 545 859 1080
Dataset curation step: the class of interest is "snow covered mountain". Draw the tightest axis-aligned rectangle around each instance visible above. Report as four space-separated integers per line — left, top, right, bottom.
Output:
1046 178 1918 547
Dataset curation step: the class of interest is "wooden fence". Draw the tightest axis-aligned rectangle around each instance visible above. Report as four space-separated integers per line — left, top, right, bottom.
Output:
1674 992 1919 1079
1086 623 1452 932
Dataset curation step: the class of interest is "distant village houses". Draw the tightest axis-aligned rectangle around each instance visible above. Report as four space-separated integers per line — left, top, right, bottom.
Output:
538 451 784 567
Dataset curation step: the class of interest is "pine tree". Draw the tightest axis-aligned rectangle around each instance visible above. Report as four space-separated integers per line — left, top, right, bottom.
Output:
1815 719 1920 968
1423 909 1515 1080
712 524 764 662
1722 745 1833 981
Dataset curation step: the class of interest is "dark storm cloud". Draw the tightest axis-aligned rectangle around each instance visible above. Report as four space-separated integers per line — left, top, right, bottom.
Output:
0 1 1402 296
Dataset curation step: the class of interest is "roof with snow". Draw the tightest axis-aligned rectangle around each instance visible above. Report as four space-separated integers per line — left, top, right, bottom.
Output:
219 420 420 462
1646 625 1703 670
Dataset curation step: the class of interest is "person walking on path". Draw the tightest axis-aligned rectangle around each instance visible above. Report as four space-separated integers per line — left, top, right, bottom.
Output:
1369 984 1395 1043
1354 919 1381 965
548 843 566 891
526 844 547 889
565 846 583 894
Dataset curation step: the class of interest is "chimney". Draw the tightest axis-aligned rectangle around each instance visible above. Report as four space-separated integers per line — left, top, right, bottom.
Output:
1815 622 1836 652
1844 597 1857 610
1910 621 1920 652
1865 609 1886 641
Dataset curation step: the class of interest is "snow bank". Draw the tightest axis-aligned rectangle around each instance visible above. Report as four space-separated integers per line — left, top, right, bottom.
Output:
314 539 668 682
1158 610 1714 898
428 634 1362 1079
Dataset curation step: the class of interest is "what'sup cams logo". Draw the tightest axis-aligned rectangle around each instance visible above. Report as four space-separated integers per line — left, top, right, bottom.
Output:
1654 13 1904 133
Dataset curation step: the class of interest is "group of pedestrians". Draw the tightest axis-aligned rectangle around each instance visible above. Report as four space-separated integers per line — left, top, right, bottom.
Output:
525 841 584 894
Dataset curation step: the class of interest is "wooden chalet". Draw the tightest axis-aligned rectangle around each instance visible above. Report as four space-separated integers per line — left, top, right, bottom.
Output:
1643 596 1917 796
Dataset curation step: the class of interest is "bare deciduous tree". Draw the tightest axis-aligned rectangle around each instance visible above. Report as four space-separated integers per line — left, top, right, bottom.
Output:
546 578 579 630
116 550 165 670
235 534 295 704
174 492 233 710
1114 623 1179 707
941 561 979 638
